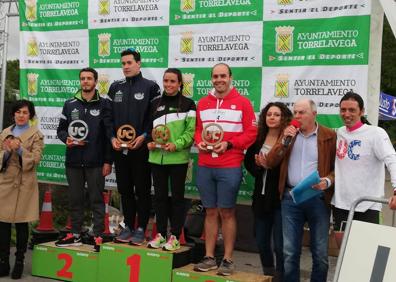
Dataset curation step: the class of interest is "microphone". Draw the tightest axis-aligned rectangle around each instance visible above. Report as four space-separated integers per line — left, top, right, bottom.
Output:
283 119 301 147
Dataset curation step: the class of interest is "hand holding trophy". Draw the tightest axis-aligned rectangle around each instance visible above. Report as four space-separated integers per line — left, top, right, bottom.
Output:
201 123 224 157
116 124 136 149
151 124 171 149
67 120 89 147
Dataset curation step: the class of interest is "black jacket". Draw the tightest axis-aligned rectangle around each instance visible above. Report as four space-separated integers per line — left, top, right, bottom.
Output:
57 90 113 168
108 72 161 137
244 141 281 217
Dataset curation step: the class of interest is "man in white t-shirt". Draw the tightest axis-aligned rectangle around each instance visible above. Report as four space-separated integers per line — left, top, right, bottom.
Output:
332 92 396 230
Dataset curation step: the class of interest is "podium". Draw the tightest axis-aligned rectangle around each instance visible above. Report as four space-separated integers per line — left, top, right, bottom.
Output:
32 242 98 282
34 241 277 282
97 242 191 282
172 264 272 282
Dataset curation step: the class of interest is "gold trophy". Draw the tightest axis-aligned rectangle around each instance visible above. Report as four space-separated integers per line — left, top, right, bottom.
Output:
152 124 171 148
68 120 89 145
201 123 224 151
116 124 136 148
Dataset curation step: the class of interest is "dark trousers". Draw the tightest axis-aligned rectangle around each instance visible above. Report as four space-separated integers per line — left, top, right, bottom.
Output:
114 147 151 230
0 222 28 261
151 163 188 238
66 166 105 236
332 206 379 231
254 208 284 275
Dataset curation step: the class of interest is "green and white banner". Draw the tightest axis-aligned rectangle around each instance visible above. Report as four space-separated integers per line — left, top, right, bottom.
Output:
19 0 378 202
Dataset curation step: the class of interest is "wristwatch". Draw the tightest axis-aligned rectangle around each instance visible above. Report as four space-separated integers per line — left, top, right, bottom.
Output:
226 141 233 150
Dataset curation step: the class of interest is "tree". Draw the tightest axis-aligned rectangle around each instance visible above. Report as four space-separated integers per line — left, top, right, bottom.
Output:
5 59 19 101
380 18 396 144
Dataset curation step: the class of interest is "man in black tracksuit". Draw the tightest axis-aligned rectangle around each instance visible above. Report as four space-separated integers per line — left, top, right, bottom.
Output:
56 67 113 251
109 49 161 245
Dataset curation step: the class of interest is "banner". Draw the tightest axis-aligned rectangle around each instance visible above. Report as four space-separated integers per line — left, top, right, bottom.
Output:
19 0 376 202
379 92 396 121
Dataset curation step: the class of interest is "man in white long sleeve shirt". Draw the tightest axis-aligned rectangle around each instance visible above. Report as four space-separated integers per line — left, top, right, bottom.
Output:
332 92 396 230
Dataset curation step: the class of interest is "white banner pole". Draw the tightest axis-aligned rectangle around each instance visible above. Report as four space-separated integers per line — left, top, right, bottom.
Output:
379 0 396 37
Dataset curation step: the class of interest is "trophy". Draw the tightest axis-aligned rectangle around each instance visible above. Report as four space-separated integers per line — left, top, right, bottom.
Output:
68 120 89 145
151 124 171 148
116 124 136 148
201 123 224 151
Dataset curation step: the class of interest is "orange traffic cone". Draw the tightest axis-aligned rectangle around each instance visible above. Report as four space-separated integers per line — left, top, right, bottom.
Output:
179 228 186 245
103 192 111 235
36 191 55 232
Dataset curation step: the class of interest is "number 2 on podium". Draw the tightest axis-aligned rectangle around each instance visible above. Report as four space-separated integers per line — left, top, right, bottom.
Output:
57 253 73 279
127 254 141 282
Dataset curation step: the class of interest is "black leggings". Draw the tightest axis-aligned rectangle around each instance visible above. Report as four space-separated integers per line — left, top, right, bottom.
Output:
0 222 29 260
151 163 188 238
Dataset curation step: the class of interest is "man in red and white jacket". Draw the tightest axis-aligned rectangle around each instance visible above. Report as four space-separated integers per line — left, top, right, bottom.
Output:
193 63 257 276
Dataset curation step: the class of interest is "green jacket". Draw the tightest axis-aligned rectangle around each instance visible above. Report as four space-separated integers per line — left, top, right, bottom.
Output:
148 92 196 165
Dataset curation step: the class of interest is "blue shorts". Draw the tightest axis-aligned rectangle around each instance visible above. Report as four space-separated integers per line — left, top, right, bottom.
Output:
196 166 242 208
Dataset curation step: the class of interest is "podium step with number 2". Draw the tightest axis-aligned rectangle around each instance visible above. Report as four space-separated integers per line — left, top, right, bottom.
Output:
32 242 98 282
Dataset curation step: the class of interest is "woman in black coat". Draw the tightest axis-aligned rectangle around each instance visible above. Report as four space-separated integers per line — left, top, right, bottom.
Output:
244 102 292 280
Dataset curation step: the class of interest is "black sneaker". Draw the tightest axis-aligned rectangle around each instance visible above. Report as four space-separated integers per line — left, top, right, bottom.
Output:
194 256 218 272
217 259 235 276
93 236 103 252
55 233 82 247
130 227 145 246
114 226 134 243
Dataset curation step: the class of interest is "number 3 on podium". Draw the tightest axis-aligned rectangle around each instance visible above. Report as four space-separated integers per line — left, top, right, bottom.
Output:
57 253 73 279
127 254 141 282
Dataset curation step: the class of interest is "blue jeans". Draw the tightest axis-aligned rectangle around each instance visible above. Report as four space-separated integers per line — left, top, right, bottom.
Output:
282 191 329 282
254 207 283 275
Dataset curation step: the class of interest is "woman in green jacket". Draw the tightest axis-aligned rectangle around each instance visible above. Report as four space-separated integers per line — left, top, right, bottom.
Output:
147 68 196 251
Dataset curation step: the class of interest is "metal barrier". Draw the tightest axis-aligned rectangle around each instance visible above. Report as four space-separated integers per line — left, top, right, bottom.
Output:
333 196 389 281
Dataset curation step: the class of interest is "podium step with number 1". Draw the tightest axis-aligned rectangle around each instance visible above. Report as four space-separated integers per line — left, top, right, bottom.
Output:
97 242 191 282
